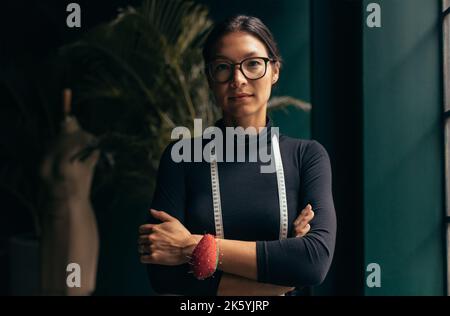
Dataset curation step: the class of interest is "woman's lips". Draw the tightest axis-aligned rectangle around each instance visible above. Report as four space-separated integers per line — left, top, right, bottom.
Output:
229 94 253 100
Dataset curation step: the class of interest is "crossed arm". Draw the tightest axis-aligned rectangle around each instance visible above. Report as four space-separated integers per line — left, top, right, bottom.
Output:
138 205 314 296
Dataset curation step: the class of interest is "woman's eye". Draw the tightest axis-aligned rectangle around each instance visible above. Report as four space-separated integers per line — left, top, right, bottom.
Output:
215 63 230 72
247 60 262 67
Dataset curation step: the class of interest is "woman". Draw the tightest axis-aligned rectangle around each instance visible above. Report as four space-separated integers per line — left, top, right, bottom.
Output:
138 15 336 296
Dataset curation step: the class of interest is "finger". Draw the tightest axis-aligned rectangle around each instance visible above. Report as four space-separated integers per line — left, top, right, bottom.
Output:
294 224 305 236
294 209 307 225
150 209 176 222
303 204 313 216
140 252 160 264
140 255 154 264
294 204 313 224
138 235 151 245
138 244 150 255
295 215 313 233
302 204 312 214
295 220 308 231
302 210 314 223
295 216 314 233
295 208 315 226
296 224 311 237
299 210 315 224
294 213 305 226
139 224 154 234
138 234 160 245
294 208 308 226
301 224 311 237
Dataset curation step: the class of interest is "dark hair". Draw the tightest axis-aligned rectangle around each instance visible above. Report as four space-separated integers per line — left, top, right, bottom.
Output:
202 15 283 66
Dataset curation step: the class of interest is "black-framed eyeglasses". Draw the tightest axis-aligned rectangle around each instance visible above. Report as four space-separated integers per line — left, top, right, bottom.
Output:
206 57 275 83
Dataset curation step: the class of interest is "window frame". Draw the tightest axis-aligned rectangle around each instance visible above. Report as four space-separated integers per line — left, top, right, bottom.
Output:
442 0 450 296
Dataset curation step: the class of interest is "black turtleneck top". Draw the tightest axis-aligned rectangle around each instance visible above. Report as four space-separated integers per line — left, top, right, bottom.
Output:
146 118 336 295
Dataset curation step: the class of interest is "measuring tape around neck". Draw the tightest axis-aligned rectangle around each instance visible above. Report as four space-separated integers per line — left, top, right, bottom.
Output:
209 133 288 240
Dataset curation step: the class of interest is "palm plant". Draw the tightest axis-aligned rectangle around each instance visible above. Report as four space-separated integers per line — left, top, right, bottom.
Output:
60 0 217 204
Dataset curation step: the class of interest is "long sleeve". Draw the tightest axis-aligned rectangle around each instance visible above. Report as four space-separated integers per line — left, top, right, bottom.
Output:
256 140 337 287
146 141 223 295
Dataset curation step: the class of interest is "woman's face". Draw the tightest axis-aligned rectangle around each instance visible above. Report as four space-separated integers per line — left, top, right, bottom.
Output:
208 32 280 121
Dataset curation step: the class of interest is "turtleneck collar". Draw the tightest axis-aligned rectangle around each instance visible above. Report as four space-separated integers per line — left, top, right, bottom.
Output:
212 116 274 153
214 116 271 130
214 116 272 139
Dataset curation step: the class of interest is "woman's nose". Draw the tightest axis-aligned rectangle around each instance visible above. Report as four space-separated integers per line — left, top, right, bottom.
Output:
230 66 247 86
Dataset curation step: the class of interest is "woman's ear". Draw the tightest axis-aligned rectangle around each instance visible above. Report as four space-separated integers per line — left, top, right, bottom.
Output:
271 61 280 85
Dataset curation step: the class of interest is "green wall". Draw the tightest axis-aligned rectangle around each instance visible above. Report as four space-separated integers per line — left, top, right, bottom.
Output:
362 0 445 295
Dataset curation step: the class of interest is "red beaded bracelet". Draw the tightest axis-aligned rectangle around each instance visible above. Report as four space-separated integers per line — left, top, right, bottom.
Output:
189 234 219 280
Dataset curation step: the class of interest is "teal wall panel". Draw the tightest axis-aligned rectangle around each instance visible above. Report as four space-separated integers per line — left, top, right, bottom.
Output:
363 0 445 295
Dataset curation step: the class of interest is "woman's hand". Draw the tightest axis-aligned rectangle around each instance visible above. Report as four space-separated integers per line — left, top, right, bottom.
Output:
293 204 314 237
138 209 197 266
